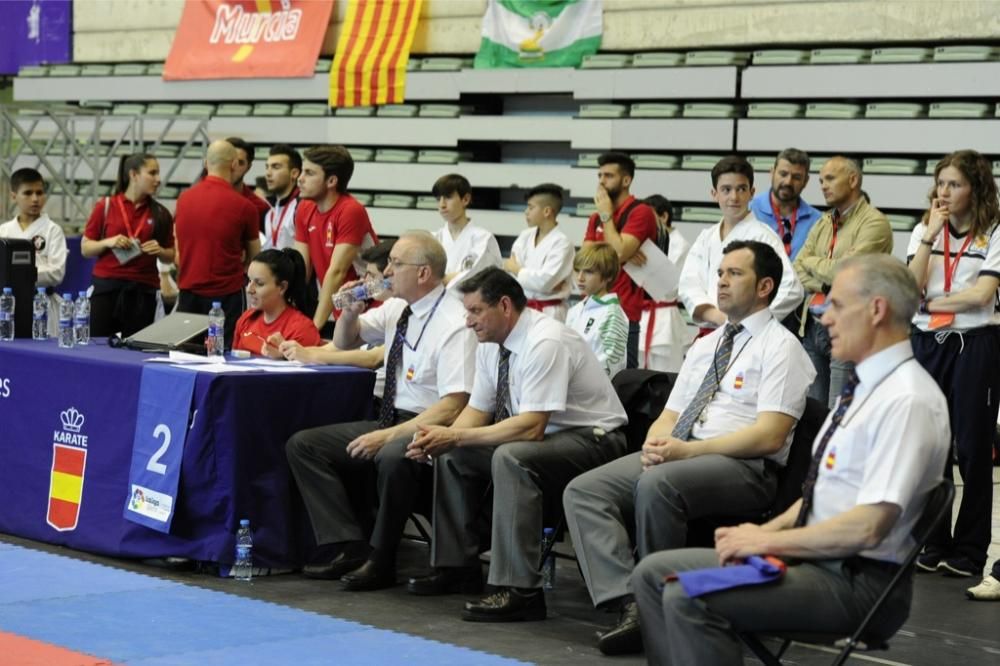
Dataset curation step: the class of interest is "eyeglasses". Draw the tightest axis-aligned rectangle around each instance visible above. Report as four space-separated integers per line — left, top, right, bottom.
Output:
387 257 427 270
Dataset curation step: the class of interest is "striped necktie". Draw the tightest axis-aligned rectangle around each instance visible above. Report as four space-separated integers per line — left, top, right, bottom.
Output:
671 323 743 440
493 346 512 423
377 305 412 428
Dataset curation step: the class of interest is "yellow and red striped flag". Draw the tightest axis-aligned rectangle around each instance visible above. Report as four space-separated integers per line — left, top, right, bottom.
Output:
47 444 87 531
329 0 423 108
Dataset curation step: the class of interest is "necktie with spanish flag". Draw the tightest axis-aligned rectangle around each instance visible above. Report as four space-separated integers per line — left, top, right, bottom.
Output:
329 0 424 108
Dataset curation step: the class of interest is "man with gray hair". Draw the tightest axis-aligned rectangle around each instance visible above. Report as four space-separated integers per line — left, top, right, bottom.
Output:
633 253 950 665
748 148 822 261
792 155 892 406
285 231 477 591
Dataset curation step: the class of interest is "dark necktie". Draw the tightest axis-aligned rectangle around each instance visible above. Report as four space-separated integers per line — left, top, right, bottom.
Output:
672 323 743 440
493 346 512 423
793 371 860 527
377 305 412 428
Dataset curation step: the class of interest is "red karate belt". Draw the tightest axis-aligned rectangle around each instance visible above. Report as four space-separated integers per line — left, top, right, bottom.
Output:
641 299 678 368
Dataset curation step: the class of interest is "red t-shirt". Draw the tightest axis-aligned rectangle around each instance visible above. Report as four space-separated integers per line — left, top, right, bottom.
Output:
233 306 321 355
240 182 270 225
175 176 260 296
84 194 173 288
583 195 657 322
294 194 377 288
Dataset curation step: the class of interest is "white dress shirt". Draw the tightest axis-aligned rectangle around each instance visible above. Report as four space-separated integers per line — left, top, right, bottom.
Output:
469 308 627 433
359 284 477 413
808 340 950 563
678 213 804 325
664 307 816 465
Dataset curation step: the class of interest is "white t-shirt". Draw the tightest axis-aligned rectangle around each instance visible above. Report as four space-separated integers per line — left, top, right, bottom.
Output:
509 225 575 315
433 222 502 291
359 284 476 413
907 222 1000 331
678 214 804 326
469 308 627 433
564 294 628 377
809 340 950 563
664 307 815 465
0 214 68 288
260 195 300 251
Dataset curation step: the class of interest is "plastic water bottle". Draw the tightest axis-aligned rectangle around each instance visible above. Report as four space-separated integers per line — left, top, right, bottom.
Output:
32 287 48 340
233 519 253 582
541 527 556 590
74 291 90 346
58 293 75 348
332 276 391 310
207 301 225 357
0 288 14 341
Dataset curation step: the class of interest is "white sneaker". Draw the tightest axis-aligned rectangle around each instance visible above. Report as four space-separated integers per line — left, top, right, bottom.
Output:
965 575 1000 601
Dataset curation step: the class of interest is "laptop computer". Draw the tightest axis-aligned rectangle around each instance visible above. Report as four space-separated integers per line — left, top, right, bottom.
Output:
125 312 210 353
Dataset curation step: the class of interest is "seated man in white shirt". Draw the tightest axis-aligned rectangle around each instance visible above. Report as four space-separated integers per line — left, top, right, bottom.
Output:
632 253 950 665
405 267 628 621
563 240 815 655
679 156 803 335
431 174 502 291
284 232 477 591
504 183 575 321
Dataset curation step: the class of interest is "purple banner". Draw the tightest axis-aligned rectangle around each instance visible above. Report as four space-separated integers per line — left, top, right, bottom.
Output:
0 0 72 75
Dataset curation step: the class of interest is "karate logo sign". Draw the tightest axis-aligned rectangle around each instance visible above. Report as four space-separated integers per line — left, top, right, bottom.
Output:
46 407 89 531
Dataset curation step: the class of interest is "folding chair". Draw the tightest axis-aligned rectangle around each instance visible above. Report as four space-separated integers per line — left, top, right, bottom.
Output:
738 478 955 666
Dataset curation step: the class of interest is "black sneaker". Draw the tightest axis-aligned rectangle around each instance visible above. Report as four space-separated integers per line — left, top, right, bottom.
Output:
915 551 943 573
940 556 979 578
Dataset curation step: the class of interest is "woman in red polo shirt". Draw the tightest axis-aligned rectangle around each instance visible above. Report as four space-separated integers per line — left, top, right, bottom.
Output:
81 153 174 337
234 248 321 358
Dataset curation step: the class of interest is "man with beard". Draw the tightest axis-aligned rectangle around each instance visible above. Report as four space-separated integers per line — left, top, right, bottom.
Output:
793 156 892 407
261 144 302 251
748 148 821 261
225 136 270 225
582 152 658 368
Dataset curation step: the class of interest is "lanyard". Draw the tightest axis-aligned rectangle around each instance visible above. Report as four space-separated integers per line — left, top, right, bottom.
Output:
942 228 973 294
770 194 797 256
269 198 294 247
398 289 446 352
114 195 141 239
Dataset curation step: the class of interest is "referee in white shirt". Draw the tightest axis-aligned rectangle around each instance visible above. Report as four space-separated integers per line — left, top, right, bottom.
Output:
285 232 477 590
405 267 628 622
563 239 815 655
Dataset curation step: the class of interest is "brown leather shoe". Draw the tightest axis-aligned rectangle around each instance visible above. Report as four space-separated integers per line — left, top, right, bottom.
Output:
462 587 546 622
406 566 483 596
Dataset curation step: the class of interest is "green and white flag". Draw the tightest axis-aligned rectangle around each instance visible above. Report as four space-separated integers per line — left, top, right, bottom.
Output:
475 0 603 69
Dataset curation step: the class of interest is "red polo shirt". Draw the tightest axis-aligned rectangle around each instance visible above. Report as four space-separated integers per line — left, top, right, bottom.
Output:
583 195 657 322
240 182 270 225
175 175 260 296
233 306 321 355
84 194 173 289
294 194 377 286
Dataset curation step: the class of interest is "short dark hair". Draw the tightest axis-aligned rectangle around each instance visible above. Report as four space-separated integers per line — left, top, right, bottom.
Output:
254 175 267 191
722 240 783 305
643 194 672 218
226 136 254 161
269 144 302 172
457 266 527 311
711 155 755 188
10 167 45 192
431 173 472 199
360 239 396 273
303 145 355 192
774 148 810 171
597 152 635 179
525 183 563 214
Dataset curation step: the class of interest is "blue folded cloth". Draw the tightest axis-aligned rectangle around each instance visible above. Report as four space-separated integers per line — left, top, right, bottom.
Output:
672 555 787 597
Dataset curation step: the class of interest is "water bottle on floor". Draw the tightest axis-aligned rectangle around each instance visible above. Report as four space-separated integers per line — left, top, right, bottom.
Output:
233 519 253 582
32 288 48 340
0 288 14 341
541 527 556 590
74 291 90 346
207 301 225 358
58 293 75 348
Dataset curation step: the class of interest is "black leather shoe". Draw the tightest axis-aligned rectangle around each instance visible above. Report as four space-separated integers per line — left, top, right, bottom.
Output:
462 587 546 622
407 566 483 596
597 601 643 655
302 551 367 580
340 560 396 591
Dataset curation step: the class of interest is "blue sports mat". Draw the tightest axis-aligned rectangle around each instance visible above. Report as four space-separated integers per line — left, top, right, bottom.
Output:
0 544 529 665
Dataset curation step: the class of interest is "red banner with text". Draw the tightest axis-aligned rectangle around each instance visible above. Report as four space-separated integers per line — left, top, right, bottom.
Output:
164 0 334 80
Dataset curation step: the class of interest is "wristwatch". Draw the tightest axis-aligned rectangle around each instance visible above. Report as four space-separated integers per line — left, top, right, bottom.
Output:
599 212 612 224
